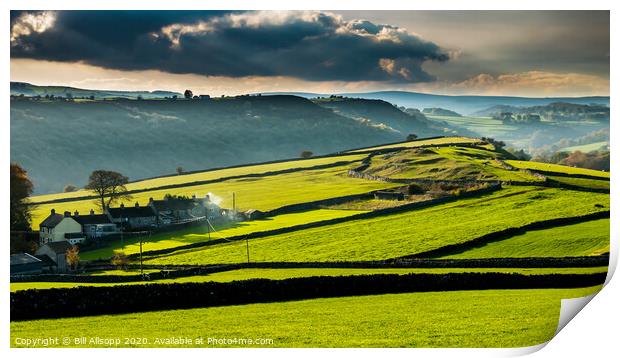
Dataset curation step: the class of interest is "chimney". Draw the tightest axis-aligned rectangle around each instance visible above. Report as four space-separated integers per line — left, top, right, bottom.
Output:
90 209 95 215
64 211 71 217
135 202 140 208
51 208 56 215
74 210 79 217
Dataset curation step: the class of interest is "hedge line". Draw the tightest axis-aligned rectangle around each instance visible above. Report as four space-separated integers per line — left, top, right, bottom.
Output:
11 272 606 321
402 210 611 259
128 184 502 259
11 254 609 284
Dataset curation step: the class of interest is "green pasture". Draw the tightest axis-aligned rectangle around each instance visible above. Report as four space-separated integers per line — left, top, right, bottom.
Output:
30 166 398 228
145 187 610 265
30 153 368 203
442 219 610 259
10 286 602 347
80 209 367 261
547 176 610 190
506 160 610 178
349 136 480 152
365 146 541 182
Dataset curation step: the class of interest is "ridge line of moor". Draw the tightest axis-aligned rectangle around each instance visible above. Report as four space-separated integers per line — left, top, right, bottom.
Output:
28 157 367 205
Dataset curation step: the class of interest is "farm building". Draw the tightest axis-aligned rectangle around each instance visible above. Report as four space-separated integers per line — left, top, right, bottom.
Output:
373 191 405 201
10 253 43 275
244 209 266 220
148 196 199 225
39 209 83 244
72 209 118 239
106 204 158 230
35 241 73 273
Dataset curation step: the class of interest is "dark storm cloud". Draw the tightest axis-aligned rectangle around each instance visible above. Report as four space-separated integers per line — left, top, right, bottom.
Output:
10 10 449 82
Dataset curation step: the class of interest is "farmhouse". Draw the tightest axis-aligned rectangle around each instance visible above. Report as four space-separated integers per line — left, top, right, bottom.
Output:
35 241 72 273
72 209 118 239
10 253 43 275
39 209 83 245
148 196 199 225
106 203 158 230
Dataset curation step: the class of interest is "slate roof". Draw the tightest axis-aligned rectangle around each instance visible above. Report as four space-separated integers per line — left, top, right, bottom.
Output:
39 213 65 228
150 199 196 212
107 206 157 219
35 254 57 267
42 241 73 254
10 253 42 266
72 214 112 225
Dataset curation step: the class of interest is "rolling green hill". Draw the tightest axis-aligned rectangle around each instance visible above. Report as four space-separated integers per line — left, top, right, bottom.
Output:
12 136 610 348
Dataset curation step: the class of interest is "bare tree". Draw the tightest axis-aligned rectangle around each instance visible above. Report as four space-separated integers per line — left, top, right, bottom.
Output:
85 170 132 211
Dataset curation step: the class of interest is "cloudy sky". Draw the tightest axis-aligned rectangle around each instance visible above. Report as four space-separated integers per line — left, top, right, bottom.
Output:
10 10 609 97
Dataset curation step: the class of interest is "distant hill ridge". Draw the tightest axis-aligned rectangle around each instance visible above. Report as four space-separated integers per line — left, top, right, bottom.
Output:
10 82 181 99
263 90 609 115
11 94 438 194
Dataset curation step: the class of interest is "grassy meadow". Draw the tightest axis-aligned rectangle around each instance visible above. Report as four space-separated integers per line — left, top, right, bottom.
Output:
442 219 610 259
146 187 609 265
80 209 367 260
348 136 481 152
10 286 602 347
506 160 610 178
30 165 398 228
30 153 369 203
12 136 611 348
365 146 542 182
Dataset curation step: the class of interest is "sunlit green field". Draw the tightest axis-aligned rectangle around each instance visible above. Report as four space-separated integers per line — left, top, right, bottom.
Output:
11 267 609 292
442 219 610 259
506 160 610 178
547 176 610 190
30 153 369 203
365 147 542 182
80 209 367 260
349 136 480 152
146 187 610 265
30 166 399 227
10 286 602 347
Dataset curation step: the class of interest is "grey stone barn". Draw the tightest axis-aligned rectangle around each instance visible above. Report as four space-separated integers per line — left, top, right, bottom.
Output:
106 204 158 230
72 210 118 239
10 253 43 275
148 197 199 225
35 241 72 273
